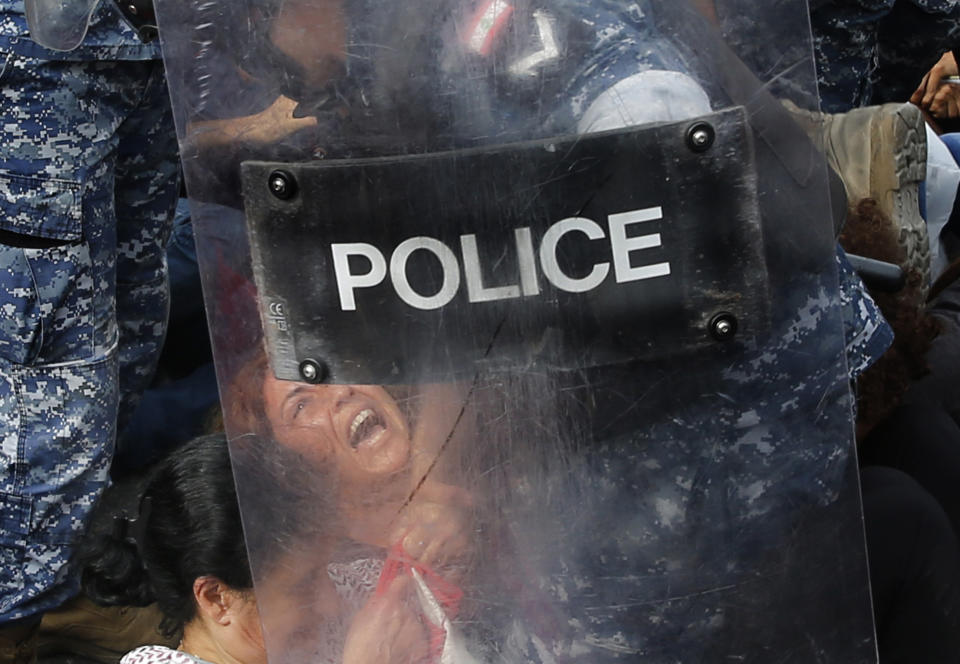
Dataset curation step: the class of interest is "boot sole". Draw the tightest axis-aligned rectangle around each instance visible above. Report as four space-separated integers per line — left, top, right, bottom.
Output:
870 102 930 292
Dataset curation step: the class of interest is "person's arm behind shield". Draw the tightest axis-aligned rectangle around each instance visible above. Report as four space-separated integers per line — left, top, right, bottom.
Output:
911 50 960 119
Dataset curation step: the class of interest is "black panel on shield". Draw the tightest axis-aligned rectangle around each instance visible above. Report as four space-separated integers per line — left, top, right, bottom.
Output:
243 107 767 383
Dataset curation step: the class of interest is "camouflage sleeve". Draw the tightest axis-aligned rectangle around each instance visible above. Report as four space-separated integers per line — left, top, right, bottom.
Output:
837 245 894 378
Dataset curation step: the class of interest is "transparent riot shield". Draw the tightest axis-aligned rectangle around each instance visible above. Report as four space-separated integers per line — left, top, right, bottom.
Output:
155 0 878 661
25 0 101 50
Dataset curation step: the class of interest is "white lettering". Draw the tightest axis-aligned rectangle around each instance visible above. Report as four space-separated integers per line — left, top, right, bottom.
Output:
608 207 672 282
539 217 610 293
461 234 522 302
331 243 387 311
332 207 671 311
390 237 461 310
515 227 540 296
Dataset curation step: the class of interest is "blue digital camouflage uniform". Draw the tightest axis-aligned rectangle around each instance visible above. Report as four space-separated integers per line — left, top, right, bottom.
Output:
0 0 178 623
427 0 697 147
811 0 960 112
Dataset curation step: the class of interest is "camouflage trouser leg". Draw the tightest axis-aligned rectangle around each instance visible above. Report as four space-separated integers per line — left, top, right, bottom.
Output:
114 67 179 435
874 1 960 104
0 55 177 623
812 0 960 111
811 0 896 112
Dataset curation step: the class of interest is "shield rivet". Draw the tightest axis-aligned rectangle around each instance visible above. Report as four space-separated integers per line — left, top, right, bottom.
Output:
268 170 298 200
686 122 715 153
299 359 328 384
128 4 138 14
709 312 738 341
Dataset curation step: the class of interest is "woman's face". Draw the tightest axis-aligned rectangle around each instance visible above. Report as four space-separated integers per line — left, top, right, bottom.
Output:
230 593 268 664
261 376 412 483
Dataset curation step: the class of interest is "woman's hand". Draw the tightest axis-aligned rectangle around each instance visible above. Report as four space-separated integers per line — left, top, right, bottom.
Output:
343 576 429 664
393 482 474 576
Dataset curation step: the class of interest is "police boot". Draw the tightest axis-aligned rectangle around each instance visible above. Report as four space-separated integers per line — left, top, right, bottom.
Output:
36 596 175 664
0 621 38 664
786 100 930 292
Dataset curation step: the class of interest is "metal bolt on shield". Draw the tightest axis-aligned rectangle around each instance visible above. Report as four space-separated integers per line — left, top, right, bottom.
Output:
299 359 328 383
686 122 715 152
268 170 297 200
709 312 738 341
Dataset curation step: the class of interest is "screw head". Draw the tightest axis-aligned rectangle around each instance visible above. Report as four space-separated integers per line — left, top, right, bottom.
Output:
709 312 738 341
127 3 138 14
298 359 328 384
686 122 715 153
268 170 297 200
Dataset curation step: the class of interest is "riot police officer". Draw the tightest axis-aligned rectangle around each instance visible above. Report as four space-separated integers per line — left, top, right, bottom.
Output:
0 1 178 660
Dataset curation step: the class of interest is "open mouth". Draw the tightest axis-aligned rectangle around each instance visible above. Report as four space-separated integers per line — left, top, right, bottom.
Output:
348 408 386 449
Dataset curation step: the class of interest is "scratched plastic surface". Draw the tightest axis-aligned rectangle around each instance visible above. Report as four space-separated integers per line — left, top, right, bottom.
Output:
155 0 878 661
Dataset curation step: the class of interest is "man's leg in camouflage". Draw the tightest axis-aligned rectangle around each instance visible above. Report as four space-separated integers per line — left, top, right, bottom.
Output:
0 55 174 636
811 0 896 112
113 61 178 435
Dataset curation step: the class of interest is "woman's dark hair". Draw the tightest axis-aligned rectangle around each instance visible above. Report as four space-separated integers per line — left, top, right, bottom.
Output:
80 433 251 636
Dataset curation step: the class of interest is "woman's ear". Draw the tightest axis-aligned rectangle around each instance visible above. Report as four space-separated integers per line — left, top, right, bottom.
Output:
193 576 233 626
